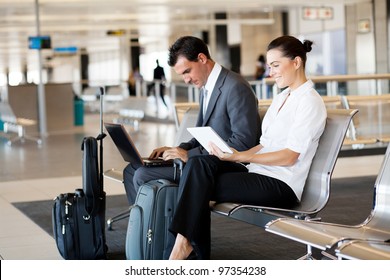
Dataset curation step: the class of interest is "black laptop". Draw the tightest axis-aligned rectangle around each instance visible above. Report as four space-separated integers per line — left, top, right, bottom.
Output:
104 122 173 167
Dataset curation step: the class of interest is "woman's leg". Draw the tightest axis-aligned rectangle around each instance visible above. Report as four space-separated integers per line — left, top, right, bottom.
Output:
169 155 245 259
214 172 298 208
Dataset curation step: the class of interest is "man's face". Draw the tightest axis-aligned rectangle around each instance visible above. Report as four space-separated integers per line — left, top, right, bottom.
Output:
173 54 208 89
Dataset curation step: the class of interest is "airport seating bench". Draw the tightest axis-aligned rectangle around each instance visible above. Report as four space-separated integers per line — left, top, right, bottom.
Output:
0 101 41 146
265 143 390 259
210 109 357 230
103 108 358 238
335 240 390 260
112 97 147 132
343 94 390 146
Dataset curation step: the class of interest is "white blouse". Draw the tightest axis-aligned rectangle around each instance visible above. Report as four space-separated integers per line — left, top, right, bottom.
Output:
246 80 327 201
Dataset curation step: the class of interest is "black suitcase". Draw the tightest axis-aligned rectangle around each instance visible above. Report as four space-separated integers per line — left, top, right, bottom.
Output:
52 87 107 260
52 187 106 259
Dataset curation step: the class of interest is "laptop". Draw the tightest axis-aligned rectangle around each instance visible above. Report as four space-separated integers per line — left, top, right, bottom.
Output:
104 122 173 167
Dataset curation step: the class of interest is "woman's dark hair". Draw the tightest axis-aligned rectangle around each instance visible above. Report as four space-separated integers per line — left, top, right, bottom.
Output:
168 36 211 67
267 35 313 68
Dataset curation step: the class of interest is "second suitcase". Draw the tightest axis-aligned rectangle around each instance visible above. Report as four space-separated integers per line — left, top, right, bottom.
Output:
125 179 178 260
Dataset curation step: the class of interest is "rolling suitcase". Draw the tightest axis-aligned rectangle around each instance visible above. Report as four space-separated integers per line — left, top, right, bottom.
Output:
52 87 107 260
125 179 179 260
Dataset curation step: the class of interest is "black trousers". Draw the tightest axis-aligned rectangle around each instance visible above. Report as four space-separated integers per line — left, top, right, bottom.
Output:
147 82 167 107
169 155 298 259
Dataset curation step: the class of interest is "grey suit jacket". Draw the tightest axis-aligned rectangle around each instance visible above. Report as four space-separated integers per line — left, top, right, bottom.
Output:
179 66 261 157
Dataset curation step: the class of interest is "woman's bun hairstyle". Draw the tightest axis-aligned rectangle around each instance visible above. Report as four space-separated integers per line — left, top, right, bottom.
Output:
303 40 313 53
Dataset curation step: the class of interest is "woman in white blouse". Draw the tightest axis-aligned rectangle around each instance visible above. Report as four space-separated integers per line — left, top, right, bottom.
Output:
169 35 327 260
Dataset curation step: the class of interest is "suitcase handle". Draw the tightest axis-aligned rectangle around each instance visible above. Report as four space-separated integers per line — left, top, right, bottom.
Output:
173 158 185 183
97 87 106 190
79 87 106 217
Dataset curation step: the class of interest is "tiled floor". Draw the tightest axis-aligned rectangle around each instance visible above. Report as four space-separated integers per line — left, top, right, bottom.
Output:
0 108 386 260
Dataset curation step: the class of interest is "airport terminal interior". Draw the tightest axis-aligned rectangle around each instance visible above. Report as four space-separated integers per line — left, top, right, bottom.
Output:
1 0 390 260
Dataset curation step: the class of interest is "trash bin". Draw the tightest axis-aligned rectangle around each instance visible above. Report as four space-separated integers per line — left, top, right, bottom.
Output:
0 118 4 131
74 98 84 126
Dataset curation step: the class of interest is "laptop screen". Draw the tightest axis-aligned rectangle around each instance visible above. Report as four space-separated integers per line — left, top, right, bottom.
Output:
104 122 144 166
104 122 173 167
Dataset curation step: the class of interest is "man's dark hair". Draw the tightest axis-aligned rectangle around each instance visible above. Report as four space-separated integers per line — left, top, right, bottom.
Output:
168 36 211 67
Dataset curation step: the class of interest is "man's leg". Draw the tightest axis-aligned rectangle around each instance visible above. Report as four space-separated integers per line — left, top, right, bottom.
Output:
123 164 176 205
133 165 176 191
160 85 168 107
123 163 139 205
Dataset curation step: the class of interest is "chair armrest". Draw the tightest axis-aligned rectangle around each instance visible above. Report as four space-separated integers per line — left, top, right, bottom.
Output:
103 168 123 183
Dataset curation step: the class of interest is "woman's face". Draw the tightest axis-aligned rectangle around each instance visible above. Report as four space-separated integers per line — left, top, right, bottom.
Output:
173 53 209 89
266 48 300 90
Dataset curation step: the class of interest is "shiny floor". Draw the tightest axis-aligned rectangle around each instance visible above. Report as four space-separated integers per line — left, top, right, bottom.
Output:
0 109 386 260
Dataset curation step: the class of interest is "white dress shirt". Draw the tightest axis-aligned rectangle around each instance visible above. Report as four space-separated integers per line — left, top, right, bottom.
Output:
202 63 222 115
246 80 327 201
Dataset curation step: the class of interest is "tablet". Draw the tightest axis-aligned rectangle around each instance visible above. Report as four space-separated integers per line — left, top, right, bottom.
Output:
187 126 233 154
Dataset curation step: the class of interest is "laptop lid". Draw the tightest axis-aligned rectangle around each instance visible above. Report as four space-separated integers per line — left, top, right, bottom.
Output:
104 122 172 167
105 122 144 166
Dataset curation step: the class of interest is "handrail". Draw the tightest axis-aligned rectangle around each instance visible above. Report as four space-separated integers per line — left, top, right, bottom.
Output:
173 93 390 149
79 73 390 101
78 73 390 118
261 73 390 84
262 73 390 84
261 73 390 96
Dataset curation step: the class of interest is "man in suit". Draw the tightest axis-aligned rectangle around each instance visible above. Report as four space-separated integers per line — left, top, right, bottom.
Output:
147 59 168 107
123 36 260 205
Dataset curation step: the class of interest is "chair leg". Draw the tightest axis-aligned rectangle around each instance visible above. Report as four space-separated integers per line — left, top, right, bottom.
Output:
321 250 338 260
297 245 333 260
23 135 42 146
107 207 131 230
7 135 42 146
5 124 42 146
298 245 315 260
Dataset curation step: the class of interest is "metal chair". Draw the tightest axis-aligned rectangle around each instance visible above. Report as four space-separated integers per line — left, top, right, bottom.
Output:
211 109 358 235
0 102 42 146
173 109 199 145
103 168 127 230
266 140 390 259
336 240 390 260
